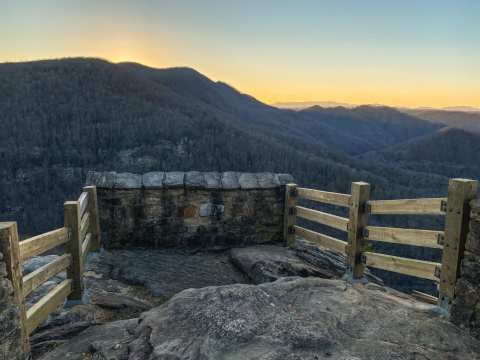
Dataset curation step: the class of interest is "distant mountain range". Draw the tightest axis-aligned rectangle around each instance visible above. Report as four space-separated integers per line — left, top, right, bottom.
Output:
275 101 480 113
274 101 357 109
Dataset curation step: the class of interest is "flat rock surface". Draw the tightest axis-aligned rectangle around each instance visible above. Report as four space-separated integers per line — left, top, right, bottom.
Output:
87 248 250 299
41 278 480 360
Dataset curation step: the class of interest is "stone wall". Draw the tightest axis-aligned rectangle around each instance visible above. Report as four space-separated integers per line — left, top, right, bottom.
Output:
451 198 480 339
86 171 293 249
0 250 24 360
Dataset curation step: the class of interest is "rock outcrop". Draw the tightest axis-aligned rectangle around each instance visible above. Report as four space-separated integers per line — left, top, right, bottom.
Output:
230 243 343 283
41 277 480 360
230 240 383 285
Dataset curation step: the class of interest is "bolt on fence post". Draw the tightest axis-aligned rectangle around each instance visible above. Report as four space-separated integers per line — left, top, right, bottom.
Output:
0 222 30 354
347 182 371 279
439 178 478 309
284 183 298 247
83 186 102 251
64 201 83 300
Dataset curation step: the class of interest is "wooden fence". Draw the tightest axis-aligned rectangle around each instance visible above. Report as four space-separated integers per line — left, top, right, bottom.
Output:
0 186 101 353
284 178 478 308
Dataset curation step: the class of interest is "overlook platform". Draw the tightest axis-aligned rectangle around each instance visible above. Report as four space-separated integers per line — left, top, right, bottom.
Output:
1 172 480 359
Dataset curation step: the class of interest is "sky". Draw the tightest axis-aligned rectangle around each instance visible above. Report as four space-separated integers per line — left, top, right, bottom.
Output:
1 0 479 108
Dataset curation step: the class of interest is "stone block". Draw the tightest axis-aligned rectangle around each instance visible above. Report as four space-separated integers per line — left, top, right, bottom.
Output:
238 173 259 189
257 172 278 188
142 172 165 189
183 205 198 218
86 171 116 188
114 173 142 189
204 172 221 189
185 171 206 189
221 172 240 190
163 172 185 188
199 203 225 217
277 173 295 185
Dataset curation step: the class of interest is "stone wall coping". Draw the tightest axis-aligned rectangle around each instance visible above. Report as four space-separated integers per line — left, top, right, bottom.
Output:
86 171 294 190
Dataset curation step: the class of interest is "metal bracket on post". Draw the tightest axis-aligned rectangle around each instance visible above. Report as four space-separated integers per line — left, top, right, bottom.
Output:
362 228 369 239
434 265 442 279
361 202 371 214
284 184 298 247
440 199 448 213
437 233 445 246
359 253 367 265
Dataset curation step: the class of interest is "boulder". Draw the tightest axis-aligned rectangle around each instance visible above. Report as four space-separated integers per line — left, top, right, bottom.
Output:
230 244 338 283
42 278 480 360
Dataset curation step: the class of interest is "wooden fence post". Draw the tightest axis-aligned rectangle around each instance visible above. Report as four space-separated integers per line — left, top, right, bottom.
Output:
0 222 30 354
64 201 83 300
284 183 298 247
83 186 102 251
439 178 478 309
347 182 370 279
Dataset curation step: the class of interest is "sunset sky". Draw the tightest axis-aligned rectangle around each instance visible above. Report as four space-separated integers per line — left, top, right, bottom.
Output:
2 0 479 108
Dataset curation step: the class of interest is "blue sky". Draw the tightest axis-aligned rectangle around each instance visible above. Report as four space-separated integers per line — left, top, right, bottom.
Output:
2 0 479 106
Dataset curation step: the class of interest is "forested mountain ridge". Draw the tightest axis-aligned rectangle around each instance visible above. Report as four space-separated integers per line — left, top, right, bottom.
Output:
299 105 442 154
403 108 480 134
360 127 480 179
0 57 473 237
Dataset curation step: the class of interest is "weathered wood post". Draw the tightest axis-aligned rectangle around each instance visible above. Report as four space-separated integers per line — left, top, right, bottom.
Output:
347 182 370 279
64 201 83 300
83 186 102 251
284 183 298 246
0 222 30 354
439 178 478 309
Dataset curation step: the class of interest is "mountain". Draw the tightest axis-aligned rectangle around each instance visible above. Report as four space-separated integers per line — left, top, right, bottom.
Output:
360 127 480 179
297 105 442 155
442 106 480 112
0 58 455 239
273 101 357 109
402 109 480 134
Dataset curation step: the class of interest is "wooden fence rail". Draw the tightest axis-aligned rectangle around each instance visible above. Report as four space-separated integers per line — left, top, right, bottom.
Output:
297 187 351 207
367 197 447 215
296 206 349 232
0 185 102 351
287 177 478 309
